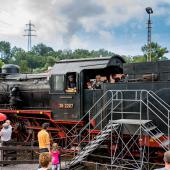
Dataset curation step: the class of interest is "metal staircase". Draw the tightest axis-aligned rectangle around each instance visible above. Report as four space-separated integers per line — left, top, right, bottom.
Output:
63 90 170 170
67 122 119 168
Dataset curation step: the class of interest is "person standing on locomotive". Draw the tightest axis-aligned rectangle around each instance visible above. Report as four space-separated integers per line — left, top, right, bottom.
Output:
66 74 77 93
93 75 103 89
67 75 76 88
9 86 22 109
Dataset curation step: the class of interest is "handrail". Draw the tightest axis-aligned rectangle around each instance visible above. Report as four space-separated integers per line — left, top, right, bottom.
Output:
149 91 170 109
77 101 121 148
65 90 114 136
147 91 170 111
141 100 168 127
64 89 170 152
64 91 118 149
64 98 113 149
65 89 170 168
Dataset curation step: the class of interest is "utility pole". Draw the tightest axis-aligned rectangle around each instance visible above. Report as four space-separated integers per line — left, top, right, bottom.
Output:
146 7 153 62
24 20 36 51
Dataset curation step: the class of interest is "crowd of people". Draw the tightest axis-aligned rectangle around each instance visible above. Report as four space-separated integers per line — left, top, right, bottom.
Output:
1 119 170 169
86 74 127 90
64 73 128 92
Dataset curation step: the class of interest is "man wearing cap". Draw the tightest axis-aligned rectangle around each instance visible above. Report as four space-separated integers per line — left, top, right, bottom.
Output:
67 75 76 88
0 123 12 164
38 123 50 153
155 151 170 170
5 120 12 131
66 75 77 93
0 123 12 143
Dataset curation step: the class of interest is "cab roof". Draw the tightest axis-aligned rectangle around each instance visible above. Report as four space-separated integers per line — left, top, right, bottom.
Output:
51 55 125 75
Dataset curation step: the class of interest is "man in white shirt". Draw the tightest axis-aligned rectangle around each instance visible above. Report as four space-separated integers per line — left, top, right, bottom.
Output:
0 123 12 142
5 120 12 131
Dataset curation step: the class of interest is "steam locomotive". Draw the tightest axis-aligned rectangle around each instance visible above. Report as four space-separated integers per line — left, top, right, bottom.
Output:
1 55 170 153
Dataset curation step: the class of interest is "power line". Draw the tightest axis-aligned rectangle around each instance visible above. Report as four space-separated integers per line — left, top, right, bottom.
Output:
23 20 37 51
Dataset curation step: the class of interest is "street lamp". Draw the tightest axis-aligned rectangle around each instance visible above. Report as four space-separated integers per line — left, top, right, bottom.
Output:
146 7 153 62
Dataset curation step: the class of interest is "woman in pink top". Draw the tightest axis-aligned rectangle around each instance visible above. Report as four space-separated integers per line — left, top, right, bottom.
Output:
51 143 60 170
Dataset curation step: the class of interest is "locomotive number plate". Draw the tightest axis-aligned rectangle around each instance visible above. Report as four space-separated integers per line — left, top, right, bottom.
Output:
58 103 74 109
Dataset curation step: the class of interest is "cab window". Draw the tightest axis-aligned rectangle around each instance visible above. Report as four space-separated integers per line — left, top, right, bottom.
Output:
53 75 64 91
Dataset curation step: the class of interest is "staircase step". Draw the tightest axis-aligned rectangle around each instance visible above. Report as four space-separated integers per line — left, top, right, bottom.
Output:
106 123 119 128
162 139 170 147
151 133 164 139
89 138 104 144
68 122 120 168
102 128 112 133
85 143 99 149
145 125 157 131
96 133 108 138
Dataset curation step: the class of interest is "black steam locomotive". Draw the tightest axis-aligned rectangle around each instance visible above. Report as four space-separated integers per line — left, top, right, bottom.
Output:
1 55 170 142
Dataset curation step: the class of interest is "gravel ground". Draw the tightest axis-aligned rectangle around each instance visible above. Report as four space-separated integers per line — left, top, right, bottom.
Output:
0 164 38 170
0 162 67 170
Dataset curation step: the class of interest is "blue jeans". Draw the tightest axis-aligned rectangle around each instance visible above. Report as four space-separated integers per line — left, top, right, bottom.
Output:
52 164 60 170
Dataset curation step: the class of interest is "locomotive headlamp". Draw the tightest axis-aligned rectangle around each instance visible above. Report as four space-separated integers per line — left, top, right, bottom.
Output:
146 7 153 14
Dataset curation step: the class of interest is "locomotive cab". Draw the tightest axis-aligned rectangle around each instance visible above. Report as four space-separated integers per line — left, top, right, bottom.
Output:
50 55 125 121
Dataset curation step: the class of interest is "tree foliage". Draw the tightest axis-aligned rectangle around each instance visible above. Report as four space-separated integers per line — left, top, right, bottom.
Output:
0 41 169 73
31 43 54 56
0 41 11 62
141 42 168 61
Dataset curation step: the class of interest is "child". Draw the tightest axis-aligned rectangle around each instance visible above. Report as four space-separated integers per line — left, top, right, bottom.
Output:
38 152 52 170
51 143 60 170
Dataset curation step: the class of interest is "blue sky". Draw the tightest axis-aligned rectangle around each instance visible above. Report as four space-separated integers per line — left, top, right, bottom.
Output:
0 0 170 58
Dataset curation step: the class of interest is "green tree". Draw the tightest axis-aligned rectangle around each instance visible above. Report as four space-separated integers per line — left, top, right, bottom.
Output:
31 43 54 56
141 42 168 61
9 47 26 65
131 55 147 63
0 41 11 62
46 56 57 66
20 60 30 73
0 59 4 68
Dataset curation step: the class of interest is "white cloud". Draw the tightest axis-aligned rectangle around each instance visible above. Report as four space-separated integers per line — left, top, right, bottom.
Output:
69 35 88 49
0 0 169 56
